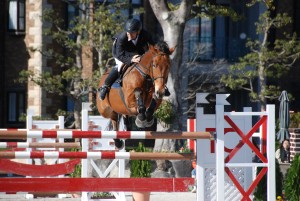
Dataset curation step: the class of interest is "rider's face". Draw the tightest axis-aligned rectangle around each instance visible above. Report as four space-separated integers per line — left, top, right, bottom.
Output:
127 31 138 40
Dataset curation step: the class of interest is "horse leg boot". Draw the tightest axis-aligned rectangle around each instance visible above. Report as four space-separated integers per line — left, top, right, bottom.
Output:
99 67 119 100
164 85 170 97
111 116 124 149
145 98 157 127
134 90 147 128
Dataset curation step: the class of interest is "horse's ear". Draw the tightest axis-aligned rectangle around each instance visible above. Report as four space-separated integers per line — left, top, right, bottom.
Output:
169 46 176 55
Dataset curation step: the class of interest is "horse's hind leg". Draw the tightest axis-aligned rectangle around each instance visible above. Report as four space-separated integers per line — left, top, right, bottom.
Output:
134 89 147 128
111 114 124 149
123 115 132 131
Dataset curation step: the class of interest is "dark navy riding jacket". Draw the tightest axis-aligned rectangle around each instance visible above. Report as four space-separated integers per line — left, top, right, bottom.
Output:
112 30 154 66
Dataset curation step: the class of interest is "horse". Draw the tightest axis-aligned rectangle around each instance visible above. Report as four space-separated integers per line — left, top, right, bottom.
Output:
96 41 174 148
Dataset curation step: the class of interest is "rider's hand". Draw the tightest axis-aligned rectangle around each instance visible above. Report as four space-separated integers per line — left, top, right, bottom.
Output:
131 55 141 63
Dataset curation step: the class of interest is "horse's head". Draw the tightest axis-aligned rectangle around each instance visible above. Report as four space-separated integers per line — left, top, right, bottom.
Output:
147 41 175 99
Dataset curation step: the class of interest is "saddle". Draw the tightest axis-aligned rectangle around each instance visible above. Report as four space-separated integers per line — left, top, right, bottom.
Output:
111 64 128 88
111 63 153 97
111 64 152 91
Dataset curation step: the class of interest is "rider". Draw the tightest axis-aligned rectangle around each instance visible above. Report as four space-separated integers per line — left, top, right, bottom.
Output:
99 18 170 100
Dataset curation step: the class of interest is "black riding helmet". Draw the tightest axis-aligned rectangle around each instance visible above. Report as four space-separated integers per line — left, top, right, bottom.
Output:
125 19 142 33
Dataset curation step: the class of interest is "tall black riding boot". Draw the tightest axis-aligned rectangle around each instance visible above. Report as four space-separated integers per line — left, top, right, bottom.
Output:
99 68 119 100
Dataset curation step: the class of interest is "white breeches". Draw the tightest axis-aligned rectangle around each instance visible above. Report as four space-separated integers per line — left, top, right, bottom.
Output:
115 58 124 72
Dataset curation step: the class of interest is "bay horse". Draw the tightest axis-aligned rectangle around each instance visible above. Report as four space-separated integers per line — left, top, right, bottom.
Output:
96 41 174 148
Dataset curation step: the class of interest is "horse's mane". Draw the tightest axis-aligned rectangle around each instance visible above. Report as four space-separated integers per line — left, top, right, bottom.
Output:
154 41 171 55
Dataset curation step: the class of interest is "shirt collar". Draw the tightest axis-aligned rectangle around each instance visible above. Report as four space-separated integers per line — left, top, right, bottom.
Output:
129 35 139 45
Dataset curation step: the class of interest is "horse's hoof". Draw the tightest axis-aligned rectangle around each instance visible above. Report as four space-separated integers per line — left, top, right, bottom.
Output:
137 113 146 121
135 117 146 128
144 118 154 127
114 139 124 149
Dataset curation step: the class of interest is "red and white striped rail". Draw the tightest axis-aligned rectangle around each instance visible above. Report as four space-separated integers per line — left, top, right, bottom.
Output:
0 128 27 131
0 151 194 160
0 130 212 139
0 142 80 149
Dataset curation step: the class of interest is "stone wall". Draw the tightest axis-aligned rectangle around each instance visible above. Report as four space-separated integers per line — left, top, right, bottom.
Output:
27 0 66 117
289 128 300 161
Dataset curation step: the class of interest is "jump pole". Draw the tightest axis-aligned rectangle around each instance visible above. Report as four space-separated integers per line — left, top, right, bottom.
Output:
0 151 194 160
0 178 194 193
0 142 81 149
0 130 213 140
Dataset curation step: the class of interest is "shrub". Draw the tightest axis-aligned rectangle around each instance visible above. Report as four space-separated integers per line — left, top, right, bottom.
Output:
130 142 152 178
254 159 283 200
284 154 300 201
154 100 175 127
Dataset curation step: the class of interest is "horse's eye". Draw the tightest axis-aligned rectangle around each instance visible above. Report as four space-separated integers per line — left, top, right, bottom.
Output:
152 63 157 68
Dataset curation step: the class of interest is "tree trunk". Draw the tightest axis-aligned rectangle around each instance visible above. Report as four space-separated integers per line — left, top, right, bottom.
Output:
258 27 269 112
149 0 193 130
73 98 82 129
149 1 193 175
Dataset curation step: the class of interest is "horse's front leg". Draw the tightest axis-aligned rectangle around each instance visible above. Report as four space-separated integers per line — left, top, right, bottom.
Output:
144 98 156 127
134 89 146 128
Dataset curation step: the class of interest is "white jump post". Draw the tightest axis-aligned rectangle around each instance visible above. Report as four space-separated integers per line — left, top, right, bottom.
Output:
26 108 65 199
215 94 226 200
81 103 89 201
266 105 276 201
81 102 126 201
196 93 275 201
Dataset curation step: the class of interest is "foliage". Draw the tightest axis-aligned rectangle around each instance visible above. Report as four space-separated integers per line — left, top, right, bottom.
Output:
254 159 283 200
166 0 240 21
70 163 82 178
18 1 127 95
16 1 130 128
70 148 82 178
91 192 114 199
130 142 152 178
154 100 176 127
221 1 300 111
18 113 57 122
178 140 192 153
193 1 241 21
289 112 300 128
284 154 300 201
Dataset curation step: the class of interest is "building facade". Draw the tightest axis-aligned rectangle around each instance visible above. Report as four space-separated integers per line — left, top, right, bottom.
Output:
1 0 300 128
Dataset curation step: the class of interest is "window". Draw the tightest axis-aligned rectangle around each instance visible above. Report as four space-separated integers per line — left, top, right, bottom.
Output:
200 17 213 60
8 0 25 33
184 2 252 62
131 0 142 4
184 17 214 61
7 91 25 123
184 15 248 61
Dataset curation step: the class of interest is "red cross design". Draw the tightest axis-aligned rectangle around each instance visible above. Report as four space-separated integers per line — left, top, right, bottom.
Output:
223 115 268 200
205 128 235 153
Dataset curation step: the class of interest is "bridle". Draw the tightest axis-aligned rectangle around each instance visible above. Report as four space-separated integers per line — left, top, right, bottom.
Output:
134 50 169 83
